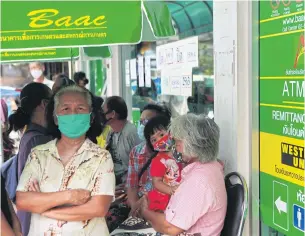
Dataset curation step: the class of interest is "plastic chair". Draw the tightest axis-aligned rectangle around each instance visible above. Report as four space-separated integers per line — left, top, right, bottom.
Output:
221 172 248 236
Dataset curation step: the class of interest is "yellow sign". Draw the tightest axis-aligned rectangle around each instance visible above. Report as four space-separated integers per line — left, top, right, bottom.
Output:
260 132 305 187
27 9 106 28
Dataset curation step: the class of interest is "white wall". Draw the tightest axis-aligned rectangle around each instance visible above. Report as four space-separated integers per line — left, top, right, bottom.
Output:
213 1 259 235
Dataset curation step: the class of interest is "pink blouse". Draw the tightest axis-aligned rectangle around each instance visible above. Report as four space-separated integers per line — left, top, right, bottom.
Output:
165 161 227 236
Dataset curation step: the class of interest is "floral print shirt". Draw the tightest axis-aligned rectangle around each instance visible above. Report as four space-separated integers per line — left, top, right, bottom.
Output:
17 139 115 236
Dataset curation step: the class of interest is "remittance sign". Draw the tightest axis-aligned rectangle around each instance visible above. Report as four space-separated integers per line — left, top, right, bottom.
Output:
259 1 305 235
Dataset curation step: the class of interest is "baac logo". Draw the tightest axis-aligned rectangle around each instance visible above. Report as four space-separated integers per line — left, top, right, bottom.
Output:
294 34 304 69
270 0 291 10
27 9 107 28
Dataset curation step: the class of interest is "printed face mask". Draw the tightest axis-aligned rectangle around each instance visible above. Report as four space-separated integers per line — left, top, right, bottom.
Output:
153 133 173 152
172 146 183 163
30 69 43 80
57 113 90 139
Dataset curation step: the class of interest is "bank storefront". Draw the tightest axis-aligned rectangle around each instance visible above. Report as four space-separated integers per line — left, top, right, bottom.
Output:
118 1 214 126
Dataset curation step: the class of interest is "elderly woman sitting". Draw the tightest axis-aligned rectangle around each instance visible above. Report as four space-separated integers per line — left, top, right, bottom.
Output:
140 114 227 236
16 85 115 236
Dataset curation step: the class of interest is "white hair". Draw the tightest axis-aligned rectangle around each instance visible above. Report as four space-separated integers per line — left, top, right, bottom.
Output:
53 85 92 114
169 113 220 163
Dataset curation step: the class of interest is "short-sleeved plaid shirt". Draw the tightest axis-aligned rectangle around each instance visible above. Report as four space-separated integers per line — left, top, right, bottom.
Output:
125 142 153 196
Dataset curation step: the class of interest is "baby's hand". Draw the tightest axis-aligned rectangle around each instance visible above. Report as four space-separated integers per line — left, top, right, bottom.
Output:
170 184 180 195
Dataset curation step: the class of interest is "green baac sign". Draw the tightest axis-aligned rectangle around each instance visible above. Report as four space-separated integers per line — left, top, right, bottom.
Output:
0 1 143 49
0 1 175 51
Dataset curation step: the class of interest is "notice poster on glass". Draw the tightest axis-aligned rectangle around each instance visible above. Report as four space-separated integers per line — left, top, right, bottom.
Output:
180 67 193 97
171 67 192 96
130 58 137 80
138 56 144 87
125 60 130 86
156 36 199 70
145 56 151 87
161 70 170 95
170 75 181 96
161 67 192 96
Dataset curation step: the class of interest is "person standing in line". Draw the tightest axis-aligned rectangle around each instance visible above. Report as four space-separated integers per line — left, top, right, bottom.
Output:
102 96 141 185
1 99 15 162
95 96 112 149
51 74 75 94
8 83 54 236
73 71 89 88
16 85 115 236
29 62 54 89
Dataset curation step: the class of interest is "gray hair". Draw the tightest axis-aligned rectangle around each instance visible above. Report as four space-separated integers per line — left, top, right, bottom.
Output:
53 85 92 114
29 61 44 67
169 113 220 163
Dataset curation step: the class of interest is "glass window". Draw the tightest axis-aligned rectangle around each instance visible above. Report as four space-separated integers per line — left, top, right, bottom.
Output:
128 35 214 120
122 1 215 123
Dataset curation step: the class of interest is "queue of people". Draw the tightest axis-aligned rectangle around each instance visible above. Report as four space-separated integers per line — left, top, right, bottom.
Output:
1 63 228 236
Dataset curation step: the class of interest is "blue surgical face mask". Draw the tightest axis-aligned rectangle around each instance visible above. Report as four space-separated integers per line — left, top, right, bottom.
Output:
137 119 148 141
57 113 91 139
137 123 145 141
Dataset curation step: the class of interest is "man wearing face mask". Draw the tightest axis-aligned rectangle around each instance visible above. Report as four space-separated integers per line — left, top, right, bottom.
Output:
102 96 141 185
29 62 54 89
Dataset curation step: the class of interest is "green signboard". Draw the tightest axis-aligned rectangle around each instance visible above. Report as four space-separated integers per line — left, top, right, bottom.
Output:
0 1 142 50
0 1 175 51
259 1 305 235
0 46 112 63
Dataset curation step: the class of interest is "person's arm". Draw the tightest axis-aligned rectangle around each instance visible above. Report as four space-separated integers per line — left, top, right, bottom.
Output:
126 147 140 208
42 195 112 221
16 149 90 214
16 190 74 214
152 177 174 195
140 196 184 235
1 211 17 236
127 188 139 208
16 149 68 213
43 152 115 221
7 195 21 236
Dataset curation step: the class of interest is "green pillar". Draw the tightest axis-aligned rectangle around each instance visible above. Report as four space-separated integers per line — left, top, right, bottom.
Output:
95 60 104 96
89 60 104 96
89 60 96 93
